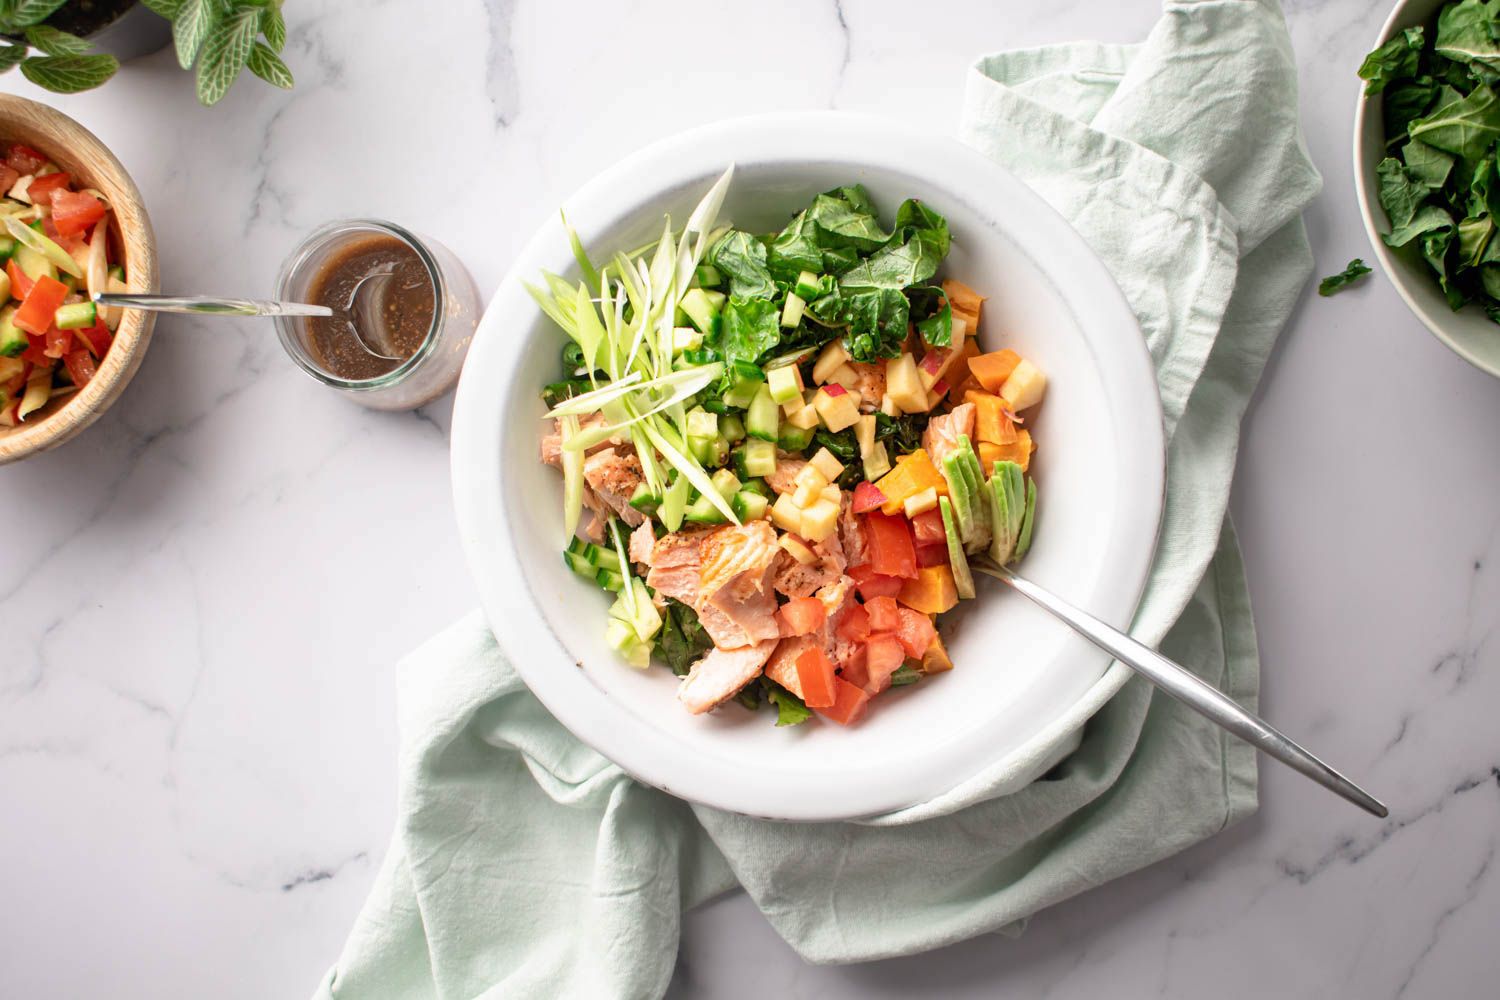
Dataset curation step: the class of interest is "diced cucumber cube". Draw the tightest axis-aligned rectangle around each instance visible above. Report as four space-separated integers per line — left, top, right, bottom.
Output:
672 327 704 353
54 301 96 330
0 236 15 264
766 364 803 404
780 293 805 329
684 492 729 524
720 413 746 443
0 306 25 357
776 422 814 453
711 468 741 501
731 490 770 522
680 287 722 334
745 384 779 442
628 481 662 514
694 264 722 288
794 271 823 300
738 477 770 497
685 406 718 440
744 438 777 478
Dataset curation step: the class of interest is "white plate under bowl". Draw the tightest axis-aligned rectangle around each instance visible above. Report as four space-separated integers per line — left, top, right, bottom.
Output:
451 113 1164 821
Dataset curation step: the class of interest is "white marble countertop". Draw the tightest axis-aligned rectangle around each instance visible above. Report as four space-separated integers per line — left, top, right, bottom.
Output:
3 1 1498 997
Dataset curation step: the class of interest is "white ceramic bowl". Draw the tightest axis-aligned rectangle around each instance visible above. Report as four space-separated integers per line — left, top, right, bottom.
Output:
1354 0 1500 378
451 113 1165 820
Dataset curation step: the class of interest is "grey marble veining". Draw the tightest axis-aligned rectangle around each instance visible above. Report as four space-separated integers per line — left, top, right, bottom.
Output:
1 1 1497 997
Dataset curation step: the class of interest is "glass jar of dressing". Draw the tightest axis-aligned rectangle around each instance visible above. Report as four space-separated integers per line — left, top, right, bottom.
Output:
275 220 480 410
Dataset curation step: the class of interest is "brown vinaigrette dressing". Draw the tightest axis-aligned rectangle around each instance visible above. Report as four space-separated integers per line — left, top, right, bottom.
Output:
305 235 435 381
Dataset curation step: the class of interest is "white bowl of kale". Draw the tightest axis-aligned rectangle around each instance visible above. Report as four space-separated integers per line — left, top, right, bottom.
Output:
1354 0 1500 377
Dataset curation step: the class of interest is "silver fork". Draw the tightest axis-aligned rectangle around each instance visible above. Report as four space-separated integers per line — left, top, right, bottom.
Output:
972 559 1388 818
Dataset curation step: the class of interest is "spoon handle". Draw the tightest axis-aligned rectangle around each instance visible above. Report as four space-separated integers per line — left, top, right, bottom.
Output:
973 560 1389 818
92 292 334 318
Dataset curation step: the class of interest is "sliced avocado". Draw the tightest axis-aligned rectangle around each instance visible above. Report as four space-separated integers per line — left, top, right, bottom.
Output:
939 496 976 599
941 447 976 542
1014 478 1038 560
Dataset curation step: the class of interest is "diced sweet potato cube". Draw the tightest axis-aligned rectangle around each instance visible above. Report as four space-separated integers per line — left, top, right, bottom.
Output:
873 449 948 515
942 279 986 319
969 349 1021 394
920 632 954 674
897 564 959 614
978 429 1033 473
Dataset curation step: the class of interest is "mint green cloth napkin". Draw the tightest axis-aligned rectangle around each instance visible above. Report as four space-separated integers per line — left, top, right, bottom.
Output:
316 2 1319 996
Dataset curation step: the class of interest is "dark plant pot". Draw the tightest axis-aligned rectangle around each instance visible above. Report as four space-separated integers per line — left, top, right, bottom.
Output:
46 0 172 62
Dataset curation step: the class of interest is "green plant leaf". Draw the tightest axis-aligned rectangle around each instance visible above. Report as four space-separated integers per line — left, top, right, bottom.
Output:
24 25 90 56
715 295 781 370
0 43 27 73
707 230 776 299
247 40 292 88
172 0 215 70
261 3 285 53
1376 156 1428 229
8 0 69 29
1435 0 1500 72
1384 204 1454 248
1358 26 1423 95
140 0 187 18
19 53 117 93
1402 139 1455 190
1408 84 1500 161
1316 259 1372 297
195 8 258 106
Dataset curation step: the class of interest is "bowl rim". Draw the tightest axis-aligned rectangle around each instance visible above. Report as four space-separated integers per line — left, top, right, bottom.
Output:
450 111 1166 820
0 93 157 464
1351 0 1500 379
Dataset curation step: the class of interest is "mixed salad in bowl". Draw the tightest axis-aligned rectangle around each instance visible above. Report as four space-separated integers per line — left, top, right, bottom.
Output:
0 140 127 426
534 169 1045 726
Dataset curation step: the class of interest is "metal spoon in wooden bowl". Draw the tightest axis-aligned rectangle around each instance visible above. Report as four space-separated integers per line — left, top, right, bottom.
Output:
93 270 401 360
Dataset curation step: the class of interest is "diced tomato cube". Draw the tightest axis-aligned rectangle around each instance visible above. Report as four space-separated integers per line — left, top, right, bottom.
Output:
75 322 112 359
5 144 47 176
794 647 837 709
851 480 886 514
862 634 907 693
910 508 945 546
777 596 827 637
15 276 69 335
0 166 17 194
50 188 105 238
915 543 948 568
849 563 903 600
835 603 870 643
864 595 900 632
814 677 871 725
25 172 70 204
62 348 95 387
7 259 33 300
894 608 937 659
863 510 918 579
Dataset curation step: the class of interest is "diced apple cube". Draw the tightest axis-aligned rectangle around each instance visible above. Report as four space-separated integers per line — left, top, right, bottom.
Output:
770 493 803 532
903 486 938 517
950 315 968 353
1000 359 1046 411
854 414 877 457
820 484 842 505
827 363 860 391
863 441 892 481
767 364 804 404
885 353 928 412
786 392 823 429
809 447 845 482
880 393 901 417
778 533 819 566
799 499 840 542
812 341 851 384
793 481 822 507
813 386 861 432
794 463 828 491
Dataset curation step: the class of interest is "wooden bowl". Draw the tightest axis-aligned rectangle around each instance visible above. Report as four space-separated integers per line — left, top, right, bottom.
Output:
0 94 157 465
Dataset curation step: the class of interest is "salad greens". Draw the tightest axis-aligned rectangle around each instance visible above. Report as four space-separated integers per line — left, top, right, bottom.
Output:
1360 0 1500 319
1318 259 1373 296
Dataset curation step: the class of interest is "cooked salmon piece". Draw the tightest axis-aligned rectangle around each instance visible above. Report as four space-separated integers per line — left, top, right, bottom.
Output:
699 521 782 647
628 522 656 568
846 361 886 411
584 447 645 527
837 494 868 568
677 637 779 714
922 402 975 468
771 524 846 598
764 575 856 697
764 457 808 495
645 528 713 606
539 414 615 467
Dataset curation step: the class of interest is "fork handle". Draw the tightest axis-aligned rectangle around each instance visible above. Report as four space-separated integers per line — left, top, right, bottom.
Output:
975 562 1388 818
